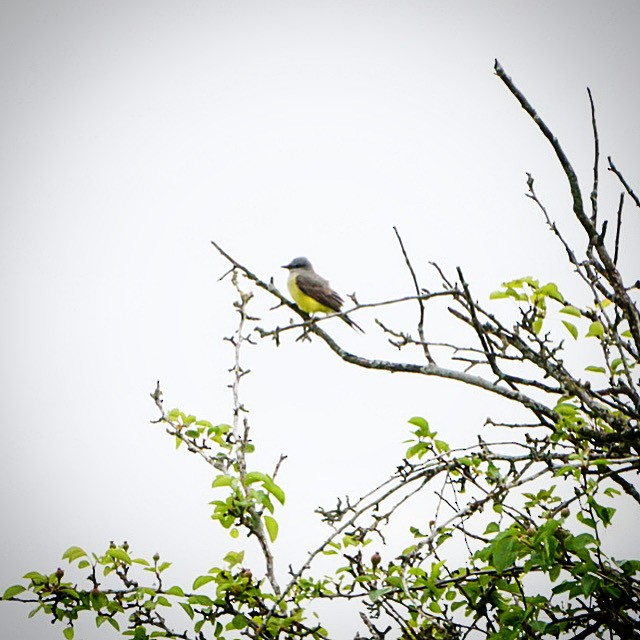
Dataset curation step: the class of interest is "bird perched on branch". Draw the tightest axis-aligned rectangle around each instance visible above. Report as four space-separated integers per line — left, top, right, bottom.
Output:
282 257 363 332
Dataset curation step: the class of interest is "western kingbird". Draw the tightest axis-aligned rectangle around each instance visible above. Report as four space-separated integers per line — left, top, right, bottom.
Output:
282 257 363 332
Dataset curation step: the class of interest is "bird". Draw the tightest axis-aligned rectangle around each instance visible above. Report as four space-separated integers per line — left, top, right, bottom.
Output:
282 257 363 332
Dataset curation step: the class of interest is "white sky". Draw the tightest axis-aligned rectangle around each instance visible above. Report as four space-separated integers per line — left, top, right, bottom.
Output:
1 1 639 638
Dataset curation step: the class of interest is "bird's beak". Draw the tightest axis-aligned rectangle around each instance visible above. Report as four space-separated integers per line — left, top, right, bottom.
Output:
282 264 292 269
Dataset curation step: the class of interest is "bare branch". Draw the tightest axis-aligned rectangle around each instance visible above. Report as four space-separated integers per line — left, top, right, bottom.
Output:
587 87 600 224
495 59 640 356
608 156 640 210
614 192 624 265
393 226 435 364
211 242 558 423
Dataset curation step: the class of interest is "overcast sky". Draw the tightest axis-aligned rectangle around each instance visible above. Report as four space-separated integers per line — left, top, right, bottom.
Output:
1 1 639 638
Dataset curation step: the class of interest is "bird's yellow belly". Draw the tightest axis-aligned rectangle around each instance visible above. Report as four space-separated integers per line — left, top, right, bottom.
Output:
288 279 333 314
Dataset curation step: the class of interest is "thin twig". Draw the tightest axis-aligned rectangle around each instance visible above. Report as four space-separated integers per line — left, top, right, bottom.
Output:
614 192 624 265
393 226 435 364
608 156 640 209
587 87 600 225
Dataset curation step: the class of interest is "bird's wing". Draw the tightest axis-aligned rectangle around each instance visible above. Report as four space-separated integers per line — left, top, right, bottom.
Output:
296 272 344 312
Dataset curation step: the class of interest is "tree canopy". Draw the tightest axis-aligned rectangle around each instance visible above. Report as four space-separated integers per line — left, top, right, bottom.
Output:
3 61 639 640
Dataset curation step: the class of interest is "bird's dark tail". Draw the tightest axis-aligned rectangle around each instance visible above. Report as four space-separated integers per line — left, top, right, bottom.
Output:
341 313 364 333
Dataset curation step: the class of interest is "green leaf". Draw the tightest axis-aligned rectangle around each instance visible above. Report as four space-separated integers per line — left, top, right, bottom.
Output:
581 573 599 596
555 401 578 416
408 416 431 437
540 282 564 303
585 365 606 373
263 478 286 506
532 317 543 334
2 585 26 599
178 602 194 620
244 471 267 485
369 586 394 601
560 305 581 317
589 498 615 526
106 618 120 631
62 546 87 563
28 604 42 619
610 357 624 373
406 442 429 459
108 548 131 564
386 575 404 588
576 512 596 530
434 439 450 453
224 550 245 567
620 559 640 576
562 321 578 339
492 537 517 573
133 625 148 639
63 627 74 640
230 614 249 629
188 594 214 607
192 575 216 590
586 321 605 338
566 532 597 559
264 515 279 542
485 522 500 534
212 475 233 488
23 572 46 582
164 585 185 597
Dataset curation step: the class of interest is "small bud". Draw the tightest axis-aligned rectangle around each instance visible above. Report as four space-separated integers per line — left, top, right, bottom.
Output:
55 568 64 581
123 541 129 551
240 568 252 581
91 587 101 597
153 552 160 562
371 552 381 570
561 507 570 518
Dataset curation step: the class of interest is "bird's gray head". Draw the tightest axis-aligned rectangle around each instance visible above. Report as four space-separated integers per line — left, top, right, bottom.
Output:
282 257 312 270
